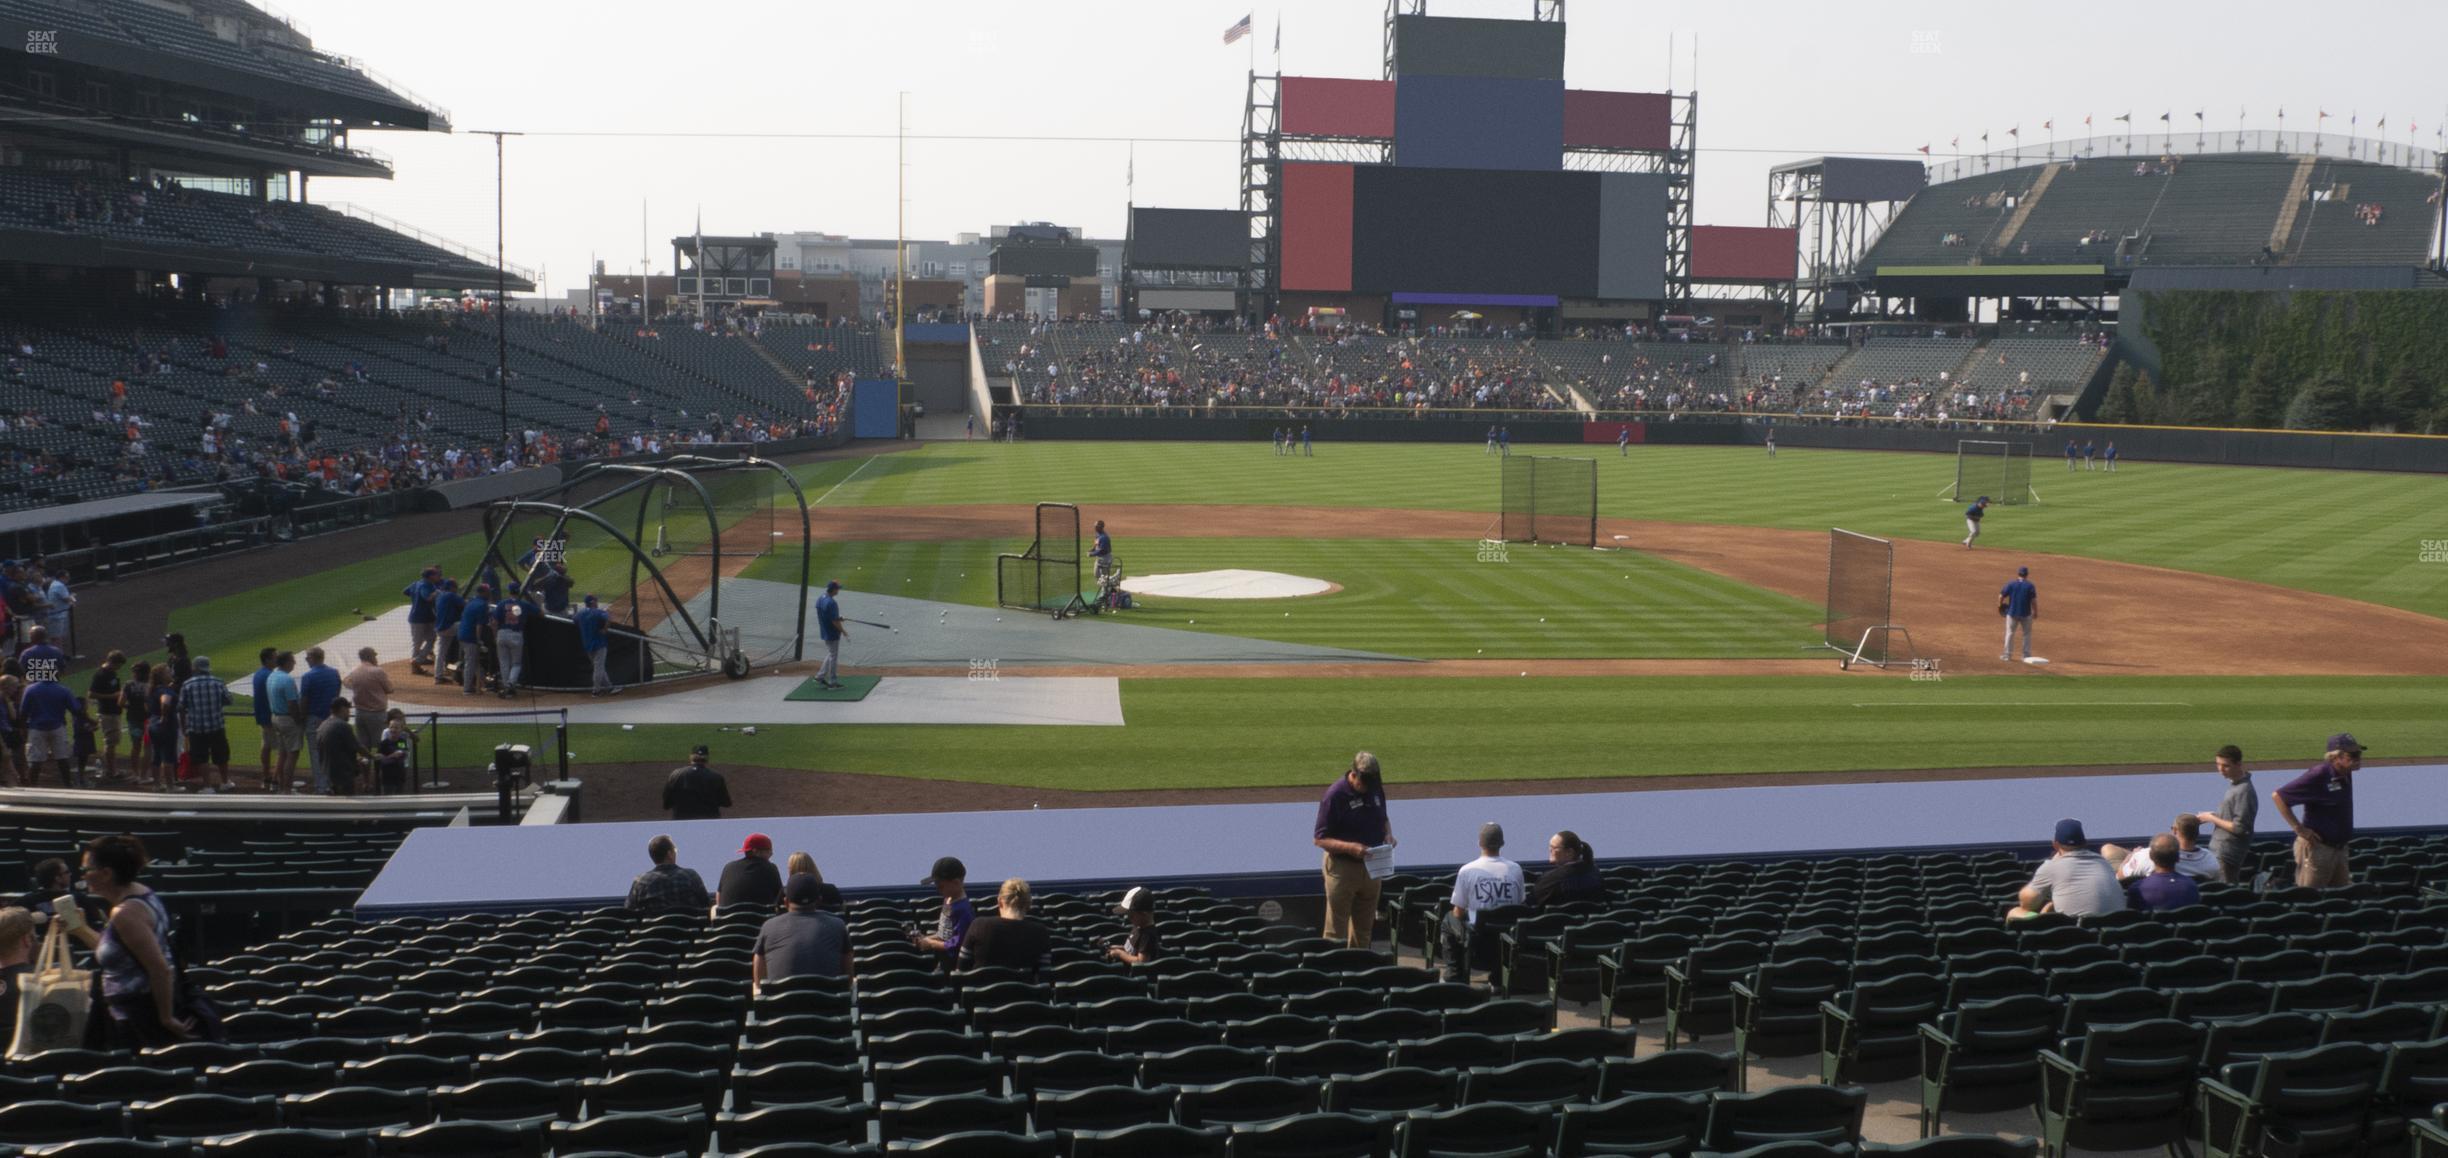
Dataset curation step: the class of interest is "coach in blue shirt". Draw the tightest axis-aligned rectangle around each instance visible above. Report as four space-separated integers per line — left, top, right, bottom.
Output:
578 594 616 697
457 586 493 695
433 580 465 686
404 567 440 673
1314 751 1395 950
2000 565 2037 662
300 647 342 791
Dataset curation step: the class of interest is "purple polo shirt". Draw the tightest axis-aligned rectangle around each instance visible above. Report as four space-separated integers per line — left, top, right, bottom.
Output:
1314 776 1388 853
2275 762 2354 846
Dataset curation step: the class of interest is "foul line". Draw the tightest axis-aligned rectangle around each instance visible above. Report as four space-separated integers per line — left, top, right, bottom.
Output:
1852 701 2193 708
809 455 877 507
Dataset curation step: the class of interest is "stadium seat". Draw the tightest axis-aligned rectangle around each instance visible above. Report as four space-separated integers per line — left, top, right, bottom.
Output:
2197 1043 2386 1158
545 1111 708 1158
1596 1051 1742 1101
1817 973 1946 1085
1029 1084 1178 1133
1458 1059 1598 1110
1547 1092 1711 1158
59 1068 199 1103
339 1056 471 1092
196 1129 371 1158
715 1103 876 1152
1318 1067 1457 1119
1391 1034 1516 1073
1392 1103 1548 1158
730 1060 864 1109
2170 981 2277 1025
1703 1086 1869 1151
1859 1138 2036 1158
875 1094 1029 1143
1065 1122 1229 1158
371 1121 544 1158
1223 1112 1394 1158
1511 1028 1637 1065
1331 1010 1442 1046
130 1094 282 1142
1914 994 2063 1136
1731 958 1850 1061
1175 1076 1325 1128
1663 942 1771 1045
883 1131 1057 1156
2035 1019 2203 1158
2319 1004 2440 1047
278 1088 433 1132
1271 1040 1392 1080
872 1055 1011 1102
1143 1046 1272 1089
0 1101 131 1147
428 1078 581 1125
2057 988 2173 1039
20 1141 193 1158
1440 1000 1550 1038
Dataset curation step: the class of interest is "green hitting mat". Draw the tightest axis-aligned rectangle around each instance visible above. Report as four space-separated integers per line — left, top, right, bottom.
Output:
784 675 881 702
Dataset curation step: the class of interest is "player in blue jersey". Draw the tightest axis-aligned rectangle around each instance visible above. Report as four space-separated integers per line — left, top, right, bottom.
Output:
1962 495 1989 548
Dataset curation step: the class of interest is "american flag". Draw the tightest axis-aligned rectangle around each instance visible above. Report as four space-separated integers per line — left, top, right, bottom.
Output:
1222 13 1252 44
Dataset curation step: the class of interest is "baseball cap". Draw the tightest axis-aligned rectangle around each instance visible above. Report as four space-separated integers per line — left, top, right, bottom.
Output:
584 593 598 606
826 580 841 592
2053 818 2087 847
422 566 438 576
922 856 966 886
1977 495 1991 503
192 656 212 673
2017 566 2029 577
785 872 824 906
691 744 710 759
2327 733 2367 754
741 833 772 856
1115 886 1154 914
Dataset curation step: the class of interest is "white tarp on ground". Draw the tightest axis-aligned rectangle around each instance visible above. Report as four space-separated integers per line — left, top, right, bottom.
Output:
391 675 1122 727
1121 569 1334 600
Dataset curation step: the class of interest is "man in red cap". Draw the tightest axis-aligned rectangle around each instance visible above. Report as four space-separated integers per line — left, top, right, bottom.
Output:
717 831 782 910
662 743 730 821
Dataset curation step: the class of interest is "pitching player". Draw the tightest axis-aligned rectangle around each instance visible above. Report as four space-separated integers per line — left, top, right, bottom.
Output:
815 580 847 690
1962 495 1989 548
1999 565 2037 661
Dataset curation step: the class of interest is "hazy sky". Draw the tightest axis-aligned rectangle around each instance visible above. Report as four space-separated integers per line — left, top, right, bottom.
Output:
277 0 2448 296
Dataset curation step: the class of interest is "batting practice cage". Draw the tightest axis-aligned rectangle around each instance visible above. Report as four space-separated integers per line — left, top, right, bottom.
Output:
1821 528 1916 669
997 502 1089 618
475 455 811 690
1949 440 2038 505
1499 455 1599 547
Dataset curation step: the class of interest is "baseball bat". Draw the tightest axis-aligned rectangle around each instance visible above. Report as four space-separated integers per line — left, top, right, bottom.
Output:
847 618 896 631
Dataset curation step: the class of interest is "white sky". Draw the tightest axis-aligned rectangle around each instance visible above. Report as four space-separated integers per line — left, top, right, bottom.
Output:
275 0 2448 296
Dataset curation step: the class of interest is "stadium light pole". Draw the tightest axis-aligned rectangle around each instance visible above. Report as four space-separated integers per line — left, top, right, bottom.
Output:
474 129 522 455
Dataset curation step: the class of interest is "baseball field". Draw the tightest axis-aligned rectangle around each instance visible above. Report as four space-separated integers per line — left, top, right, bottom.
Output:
156 439 2448 804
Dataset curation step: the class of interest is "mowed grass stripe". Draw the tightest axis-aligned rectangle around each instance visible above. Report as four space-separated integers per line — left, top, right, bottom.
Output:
406 674 2448 790
802 443 2448 616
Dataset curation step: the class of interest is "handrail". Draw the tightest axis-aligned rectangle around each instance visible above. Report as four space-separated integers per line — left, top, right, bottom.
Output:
1924 129 2443 186
319 201 540 284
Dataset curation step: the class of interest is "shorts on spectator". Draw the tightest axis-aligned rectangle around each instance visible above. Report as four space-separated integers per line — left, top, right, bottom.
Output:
25 726 69 764
185 729 231 767
267 717 304 754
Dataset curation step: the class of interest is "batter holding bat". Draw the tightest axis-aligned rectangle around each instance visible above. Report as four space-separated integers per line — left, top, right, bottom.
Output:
815 580 847 690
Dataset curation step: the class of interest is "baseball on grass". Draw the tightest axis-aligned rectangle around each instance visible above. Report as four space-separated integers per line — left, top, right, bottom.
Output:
620 724 635 732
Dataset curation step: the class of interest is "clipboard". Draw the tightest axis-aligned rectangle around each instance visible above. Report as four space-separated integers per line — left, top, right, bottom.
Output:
1362 844 1395 881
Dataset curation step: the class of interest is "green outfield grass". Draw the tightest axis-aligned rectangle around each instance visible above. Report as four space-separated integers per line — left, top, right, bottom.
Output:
747 536 1821 659
392 674 2448 791
798 443 2448 616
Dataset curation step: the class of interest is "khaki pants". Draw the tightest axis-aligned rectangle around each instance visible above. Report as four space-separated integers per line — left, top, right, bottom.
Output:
2294 836 2350 888
1321 853 1381 949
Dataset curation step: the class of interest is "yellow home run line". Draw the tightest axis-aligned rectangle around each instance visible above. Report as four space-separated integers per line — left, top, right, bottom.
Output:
1852 701 2193 707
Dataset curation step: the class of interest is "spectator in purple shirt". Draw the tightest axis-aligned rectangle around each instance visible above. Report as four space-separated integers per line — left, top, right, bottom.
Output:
2273 732 2362 888
909 856 974 971
2127 835 2203 911
1314 751 1395 949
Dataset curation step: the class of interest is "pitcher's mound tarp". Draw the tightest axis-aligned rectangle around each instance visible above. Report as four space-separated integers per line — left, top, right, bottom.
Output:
785 675 881 701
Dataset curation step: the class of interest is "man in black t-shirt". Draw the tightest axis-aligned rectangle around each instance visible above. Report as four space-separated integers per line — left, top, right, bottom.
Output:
717 833 783 910
663 745 731 820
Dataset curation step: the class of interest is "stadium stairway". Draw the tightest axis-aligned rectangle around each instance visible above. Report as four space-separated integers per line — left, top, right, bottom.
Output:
2268 156 2318 252
1989 162 2063 254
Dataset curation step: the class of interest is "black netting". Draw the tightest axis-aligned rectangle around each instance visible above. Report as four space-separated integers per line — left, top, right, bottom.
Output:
1501 456 1596 547
1955 441 2035 505
1826 529 1893 663
999 504 1081 613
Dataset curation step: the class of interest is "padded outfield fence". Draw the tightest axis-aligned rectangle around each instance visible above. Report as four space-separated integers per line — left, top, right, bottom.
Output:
997 502 1088 617
1499 455 1598 548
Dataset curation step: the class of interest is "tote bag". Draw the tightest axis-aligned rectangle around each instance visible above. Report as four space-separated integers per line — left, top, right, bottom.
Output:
9 919 91 1059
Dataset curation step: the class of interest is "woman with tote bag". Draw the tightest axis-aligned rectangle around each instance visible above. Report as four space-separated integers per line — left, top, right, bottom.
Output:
6 904 89 1058
53 834 220 1047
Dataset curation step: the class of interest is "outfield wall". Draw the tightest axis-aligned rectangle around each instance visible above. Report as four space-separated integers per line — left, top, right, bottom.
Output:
1018 413 2448 473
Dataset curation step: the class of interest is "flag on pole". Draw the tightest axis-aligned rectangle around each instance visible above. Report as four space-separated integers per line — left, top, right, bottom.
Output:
2193 110 2204 121
2042 120 2052 131
2007 125 2019 138
1222 13 1252 45
1950 135 1959 148
1917 144 1931 155
2376 116 2385 129
2115 112 2131 123
2317 109 2330 120
2084 115 2092 127
1273 16 1280 55
2159 111 2171 122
